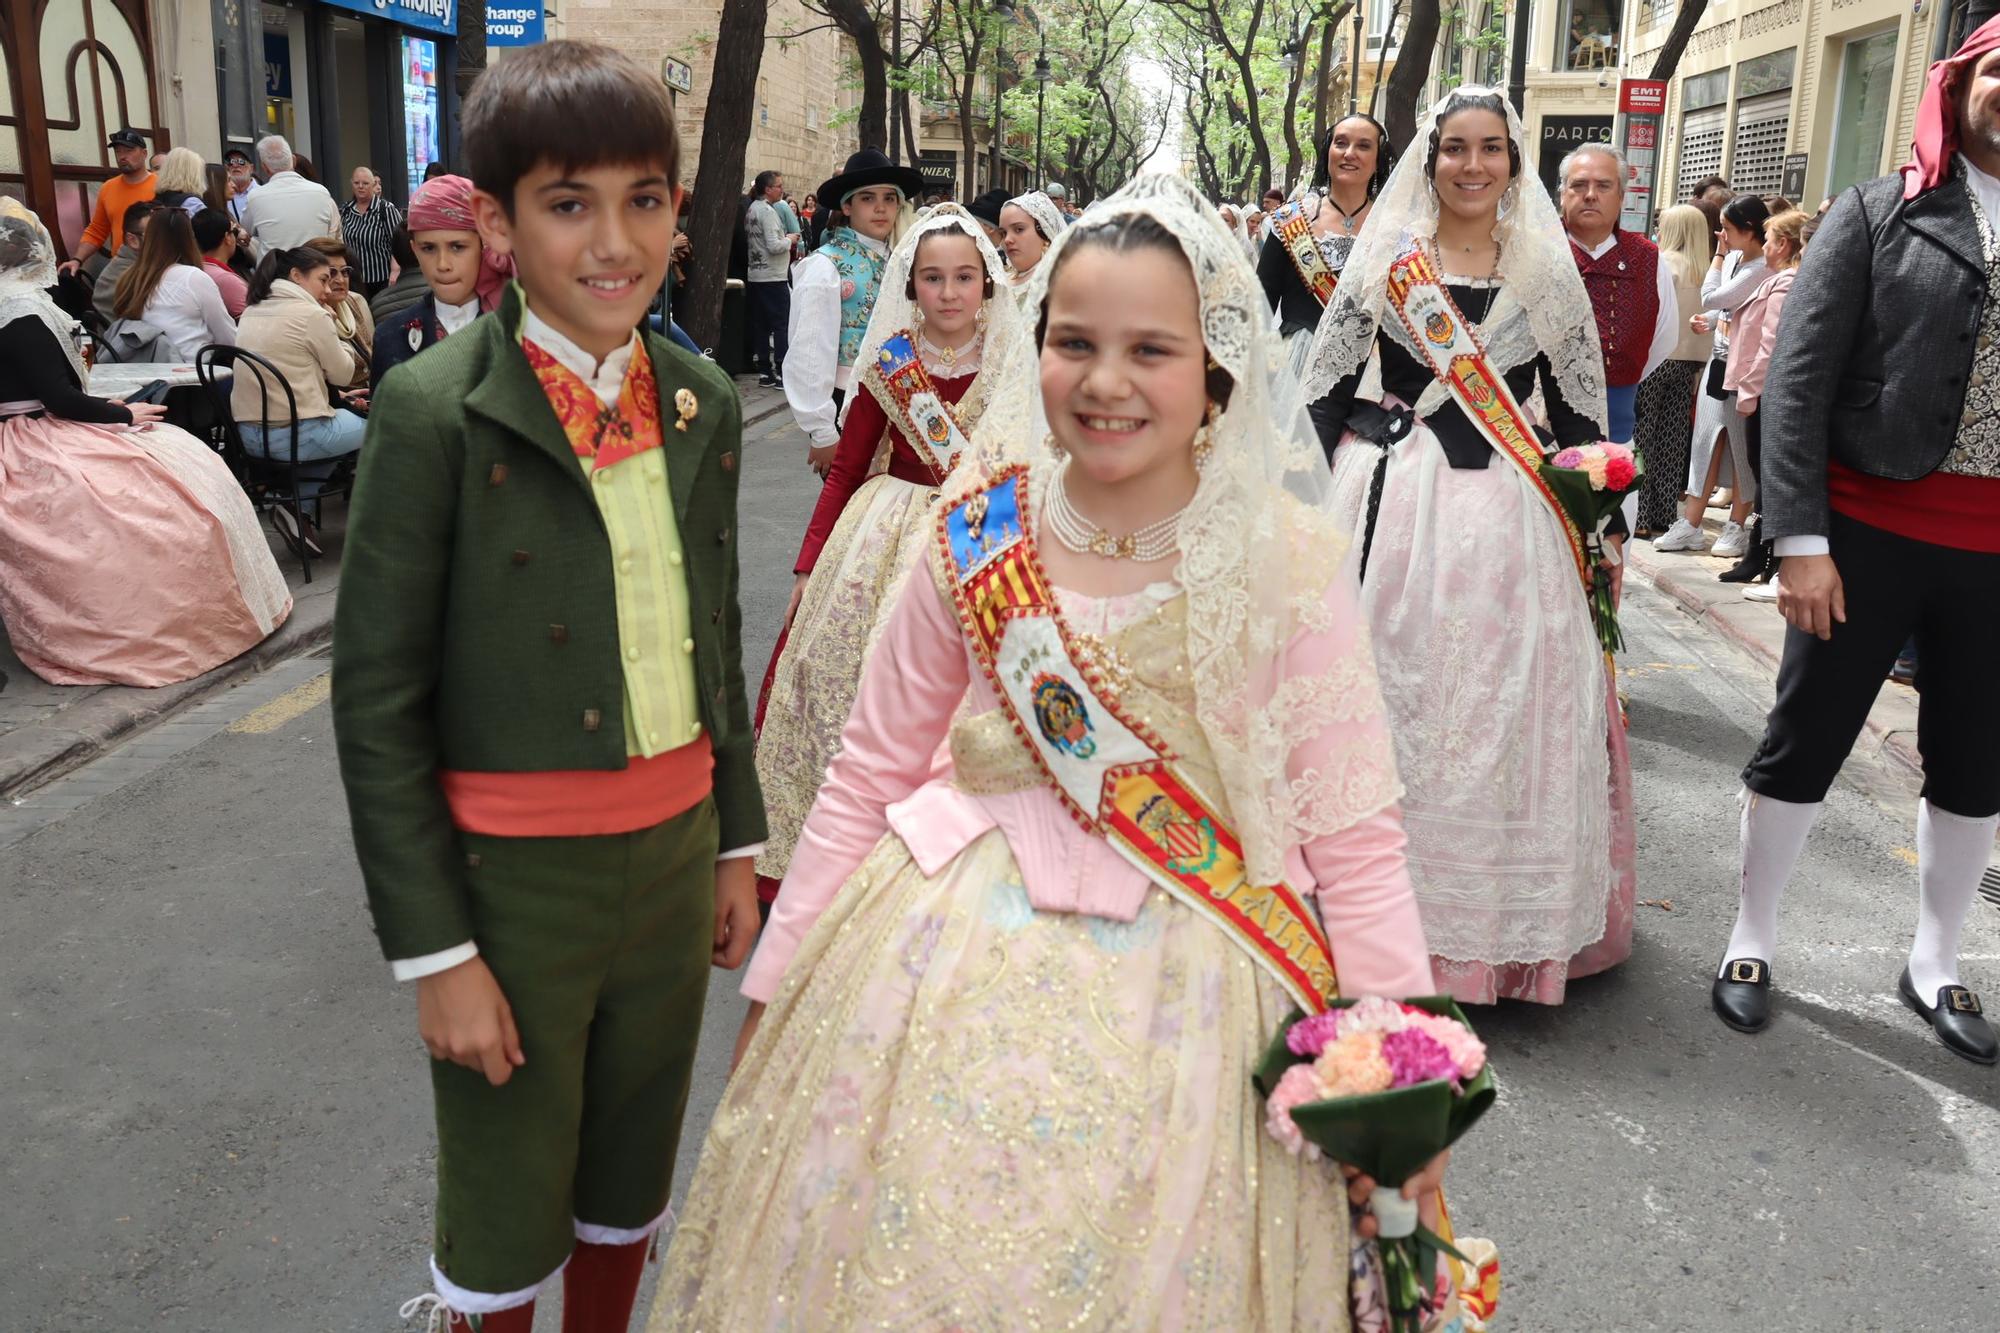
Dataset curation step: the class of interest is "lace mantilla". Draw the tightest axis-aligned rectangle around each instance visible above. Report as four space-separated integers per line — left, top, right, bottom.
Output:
842 203 1024 440
952 171 1399 886
1300 85 1608 432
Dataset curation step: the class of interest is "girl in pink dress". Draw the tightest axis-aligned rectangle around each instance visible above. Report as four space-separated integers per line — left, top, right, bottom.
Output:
0 199 290 687
651 175 1475 1331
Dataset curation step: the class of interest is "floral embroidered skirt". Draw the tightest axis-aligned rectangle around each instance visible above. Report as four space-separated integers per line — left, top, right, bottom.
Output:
650 829 1366 1332
1330 428 1636 1005
754 473 934 884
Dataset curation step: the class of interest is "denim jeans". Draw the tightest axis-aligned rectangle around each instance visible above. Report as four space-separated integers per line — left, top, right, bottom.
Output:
239 409 366 498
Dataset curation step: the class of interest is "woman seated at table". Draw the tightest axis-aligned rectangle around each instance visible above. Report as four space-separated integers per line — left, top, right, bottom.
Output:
301 236 373 401
0 198 290 687
233 245 365 554
110 207 236 361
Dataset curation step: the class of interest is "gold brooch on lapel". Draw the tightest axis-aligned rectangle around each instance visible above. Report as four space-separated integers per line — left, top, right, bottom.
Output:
674 387 699 433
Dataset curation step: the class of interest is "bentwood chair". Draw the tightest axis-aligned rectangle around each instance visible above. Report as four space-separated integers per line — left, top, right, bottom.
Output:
196 344 343 583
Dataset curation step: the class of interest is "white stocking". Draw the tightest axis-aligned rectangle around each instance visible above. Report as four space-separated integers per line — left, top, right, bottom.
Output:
1720 790 1822 976
1908 800 1999 997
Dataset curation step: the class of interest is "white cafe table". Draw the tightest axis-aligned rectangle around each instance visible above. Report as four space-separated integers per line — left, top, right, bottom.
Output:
87 362 216 398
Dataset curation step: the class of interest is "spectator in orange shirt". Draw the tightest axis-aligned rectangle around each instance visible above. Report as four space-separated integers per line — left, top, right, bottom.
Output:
61 128 156 275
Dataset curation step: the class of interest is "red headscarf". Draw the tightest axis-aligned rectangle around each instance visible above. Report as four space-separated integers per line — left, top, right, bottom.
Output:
406 173 515 312
1903 13 2000 199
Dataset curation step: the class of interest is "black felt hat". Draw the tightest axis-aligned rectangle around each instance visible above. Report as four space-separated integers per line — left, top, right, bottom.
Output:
966 188 1010 227
818 149 924 208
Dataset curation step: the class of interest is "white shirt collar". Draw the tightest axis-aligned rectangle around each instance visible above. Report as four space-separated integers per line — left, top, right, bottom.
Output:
1575 229 1620 260
435 295 481 335
858 232 889 255
1960 153 2000 229
521 303 640 409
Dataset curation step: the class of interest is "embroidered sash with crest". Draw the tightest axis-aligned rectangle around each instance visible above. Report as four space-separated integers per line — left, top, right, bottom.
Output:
935 466 1338 1013
1272 198 1338 307
864 329 975 479
1384 243 1590 593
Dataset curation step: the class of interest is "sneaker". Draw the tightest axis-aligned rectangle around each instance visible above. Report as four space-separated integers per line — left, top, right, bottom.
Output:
1707 487 1733 509
1652 518 1709 552
757 373 777 388
1744 578 1780 602
1711 520 1749 558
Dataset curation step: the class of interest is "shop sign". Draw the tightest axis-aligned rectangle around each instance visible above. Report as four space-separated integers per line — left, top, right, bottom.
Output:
1536 115 1613 198
1781 153 1809 201
319 0 457 37
488 3 543 46
264 32 293 99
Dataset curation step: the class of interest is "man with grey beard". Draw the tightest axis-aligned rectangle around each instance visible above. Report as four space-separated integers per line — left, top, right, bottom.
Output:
1709 20 2000 1065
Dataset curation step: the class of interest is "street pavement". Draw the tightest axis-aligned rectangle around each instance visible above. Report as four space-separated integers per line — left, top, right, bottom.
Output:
6 406 1998 1330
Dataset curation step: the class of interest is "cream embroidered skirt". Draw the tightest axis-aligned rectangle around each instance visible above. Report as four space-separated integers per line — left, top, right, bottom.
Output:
650 828 1356 1331
754 473 935 883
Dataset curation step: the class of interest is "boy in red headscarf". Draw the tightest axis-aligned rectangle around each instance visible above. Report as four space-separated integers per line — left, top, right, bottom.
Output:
370 173 513 388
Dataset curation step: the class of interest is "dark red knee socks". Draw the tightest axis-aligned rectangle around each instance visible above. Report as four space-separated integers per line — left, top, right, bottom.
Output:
560 1237 652 1333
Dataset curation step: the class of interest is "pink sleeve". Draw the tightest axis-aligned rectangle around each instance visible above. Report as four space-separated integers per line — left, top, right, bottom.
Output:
1289 558 1436 1000
1736 283 1789 415
742 565 973 1002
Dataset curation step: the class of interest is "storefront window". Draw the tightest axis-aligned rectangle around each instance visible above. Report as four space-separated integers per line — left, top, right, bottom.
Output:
403 36 440 198
1828 29 1898 197
1556 0 1620 72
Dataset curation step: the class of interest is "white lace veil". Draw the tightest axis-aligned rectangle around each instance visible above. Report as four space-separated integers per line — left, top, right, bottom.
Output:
1299 85 1606 429
845 202 1024 434
955 171 1399 887
1006 190 1066 243
0 198 86 386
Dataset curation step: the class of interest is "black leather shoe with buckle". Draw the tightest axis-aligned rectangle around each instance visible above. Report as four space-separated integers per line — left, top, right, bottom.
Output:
1712 957 1772 1034
1898 967 2000 1065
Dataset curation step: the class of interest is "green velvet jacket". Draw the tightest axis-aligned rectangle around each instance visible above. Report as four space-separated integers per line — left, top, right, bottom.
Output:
332 288 766 963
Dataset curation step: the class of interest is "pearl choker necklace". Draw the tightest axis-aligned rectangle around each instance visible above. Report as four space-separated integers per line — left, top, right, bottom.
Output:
918 329 980 374
1046 461 1184 562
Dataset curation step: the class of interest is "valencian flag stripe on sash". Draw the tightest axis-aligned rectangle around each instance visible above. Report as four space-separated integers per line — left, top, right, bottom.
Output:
1272 199 1339 307
937 465 1339 1013
1384 243 1591 593
864 330 975 479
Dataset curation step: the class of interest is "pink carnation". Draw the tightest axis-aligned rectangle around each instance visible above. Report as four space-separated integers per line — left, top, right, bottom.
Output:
1337 995 1411 1037
1287 1010 1344 1057
1380 1027 1461 1088
1550 447 1585 470
1406 1011 1488 1079
1315 1031 1394 1096
1265 1063 1326 1159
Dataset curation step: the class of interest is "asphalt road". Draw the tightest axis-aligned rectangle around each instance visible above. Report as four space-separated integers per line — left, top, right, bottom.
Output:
5 410 1996 1331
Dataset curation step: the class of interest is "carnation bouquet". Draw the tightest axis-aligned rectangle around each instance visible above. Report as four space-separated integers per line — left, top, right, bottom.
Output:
1539 441 1642 652
1255 996 1498 1333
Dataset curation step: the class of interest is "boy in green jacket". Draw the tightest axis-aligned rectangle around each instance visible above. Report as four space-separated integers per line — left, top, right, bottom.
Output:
331 41 763 1332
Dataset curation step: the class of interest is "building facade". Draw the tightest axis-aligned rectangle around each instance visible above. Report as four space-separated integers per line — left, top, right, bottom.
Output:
559 0 859 199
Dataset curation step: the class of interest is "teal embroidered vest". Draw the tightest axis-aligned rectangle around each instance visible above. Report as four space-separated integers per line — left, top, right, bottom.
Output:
817 227 888 369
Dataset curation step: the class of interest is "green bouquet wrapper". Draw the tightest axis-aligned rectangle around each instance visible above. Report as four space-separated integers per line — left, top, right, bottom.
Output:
1252 995 1497 1183
1537 448 1644 655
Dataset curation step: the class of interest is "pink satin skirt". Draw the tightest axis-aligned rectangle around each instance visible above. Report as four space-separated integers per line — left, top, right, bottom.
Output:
0 415 291 687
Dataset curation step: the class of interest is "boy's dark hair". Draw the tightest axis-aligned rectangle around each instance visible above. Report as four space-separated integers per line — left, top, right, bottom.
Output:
462 40 681 216
121 199 157 240
1688 174 1730 202
1034 211 1236 411
191 207 232 252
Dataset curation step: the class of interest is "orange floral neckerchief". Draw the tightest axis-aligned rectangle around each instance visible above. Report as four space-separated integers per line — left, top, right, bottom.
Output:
522 332 664 472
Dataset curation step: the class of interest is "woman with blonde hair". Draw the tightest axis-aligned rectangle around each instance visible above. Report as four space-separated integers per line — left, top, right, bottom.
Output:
153 146 209 218
1635 203 1713 534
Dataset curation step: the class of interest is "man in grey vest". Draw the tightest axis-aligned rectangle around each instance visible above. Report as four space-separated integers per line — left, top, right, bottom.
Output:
1710 20 2000 1064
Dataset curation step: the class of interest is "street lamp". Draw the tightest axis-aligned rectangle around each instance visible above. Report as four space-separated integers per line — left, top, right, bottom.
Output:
1349 0 1364 114
1033 49 1054 185
990 0 1015 193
